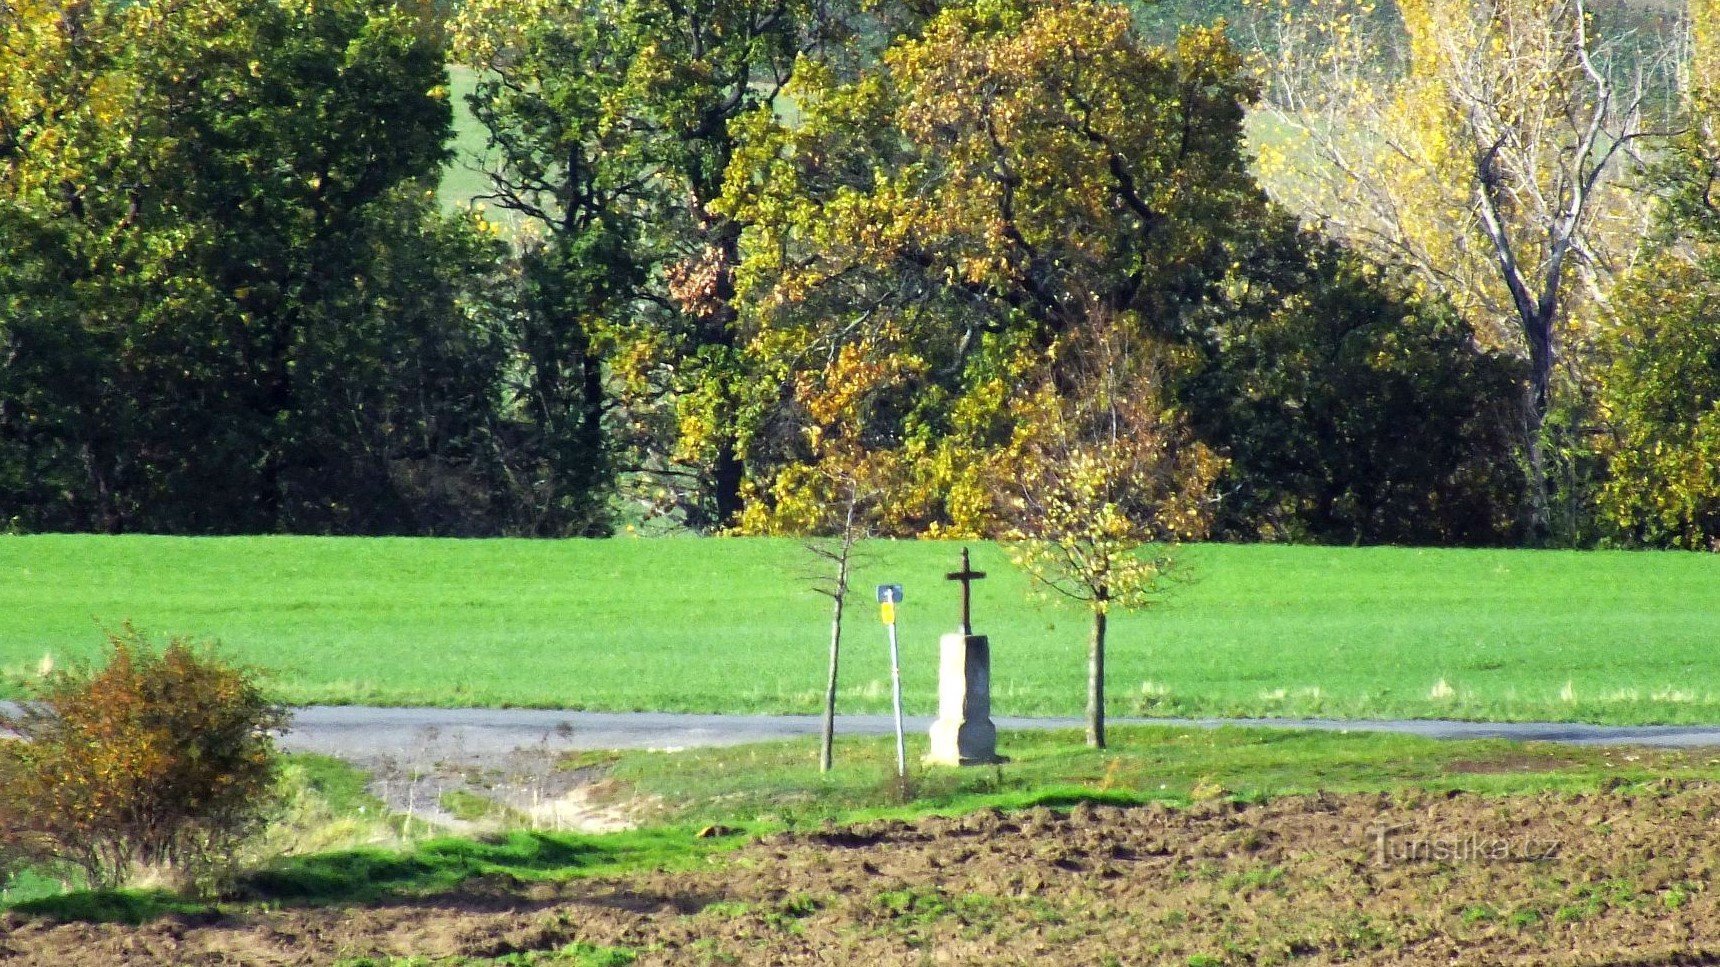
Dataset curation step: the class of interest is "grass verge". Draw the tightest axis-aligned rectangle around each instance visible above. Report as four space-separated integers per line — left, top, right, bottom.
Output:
603 724 1720 827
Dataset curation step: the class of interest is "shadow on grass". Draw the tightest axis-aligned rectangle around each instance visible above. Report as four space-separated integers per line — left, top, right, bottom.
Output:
1015 787 1153 810
5 787 1164 925
9 825 733 925
6 888 202 926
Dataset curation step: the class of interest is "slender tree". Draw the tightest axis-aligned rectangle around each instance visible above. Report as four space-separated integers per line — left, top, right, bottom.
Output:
804 478 874 772
999 310 1221 749
752 341 889 770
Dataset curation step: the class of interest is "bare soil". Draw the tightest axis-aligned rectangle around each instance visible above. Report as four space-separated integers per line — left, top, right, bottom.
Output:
8 784 1720 965
365 747 638 835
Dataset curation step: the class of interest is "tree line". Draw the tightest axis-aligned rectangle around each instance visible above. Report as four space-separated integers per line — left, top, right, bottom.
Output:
1 0 1714 548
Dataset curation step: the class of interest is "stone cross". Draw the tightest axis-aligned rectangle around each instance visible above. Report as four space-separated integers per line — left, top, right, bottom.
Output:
944 546 987 637
927 545 1004 767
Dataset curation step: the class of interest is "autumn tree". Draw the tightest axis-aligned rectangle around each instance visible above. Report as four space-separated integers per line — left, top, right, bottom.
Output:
1000 312 1222 749
1255 0 1670 540
1659 0 1719 245
452 0 897 531
724 0 1265 535
1591 0 1720 549
0 0 187 531
724 0 1519 544
1595 264 1720 549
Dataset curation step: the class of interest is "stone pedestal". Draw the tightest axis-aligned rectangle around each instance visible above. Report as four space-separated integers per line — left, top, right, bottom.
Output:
925 632 1004 766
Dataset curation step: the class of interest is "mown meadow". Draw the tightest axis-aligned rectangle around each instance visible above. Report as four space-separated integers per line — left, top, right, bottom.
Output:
2 535 1716 725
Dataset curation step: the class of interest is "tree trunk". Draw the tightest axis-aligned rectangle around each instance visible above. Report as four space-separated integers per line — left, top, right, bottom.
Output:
712 438 744 528
574 346 609 536
705 222 745 529
1523 386 1551 545
1088 602 1107 750
820 496 860 773
821 587 845 773
1523 307 1555 544
1474 148 1562 546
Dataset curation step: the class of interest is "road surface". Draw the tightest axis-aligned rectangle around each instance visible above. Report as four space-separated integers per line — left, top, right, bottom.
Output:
277 706 1720 767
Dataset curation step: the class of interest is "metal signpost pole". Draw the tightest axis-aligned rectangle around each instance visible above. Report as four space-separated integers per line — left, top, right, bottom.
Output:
877 584 907 779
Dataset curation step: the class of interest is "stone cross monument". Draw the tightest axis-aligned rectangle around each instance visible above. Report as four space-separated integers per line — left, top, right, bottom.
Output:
926 547 1005 766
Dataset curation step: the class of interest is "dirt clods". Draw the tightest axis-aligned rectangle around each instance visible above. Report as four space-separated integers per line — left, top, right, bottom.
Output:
11 785 1720 964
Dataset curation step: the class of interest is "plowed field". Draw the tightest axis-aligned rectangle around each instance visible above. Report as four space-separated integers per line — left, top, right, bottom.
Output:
8 785 1720 965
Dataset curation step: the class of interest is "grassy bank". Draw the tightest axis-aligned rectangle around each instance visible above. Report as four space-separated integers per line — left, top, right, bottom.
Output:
605 725 1720 827
1 535 1716 724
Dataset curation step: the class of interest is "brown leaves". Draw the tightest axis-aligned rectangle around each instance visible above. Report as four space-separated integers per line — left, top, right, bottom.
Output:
0 625 286 892
666 244 729 320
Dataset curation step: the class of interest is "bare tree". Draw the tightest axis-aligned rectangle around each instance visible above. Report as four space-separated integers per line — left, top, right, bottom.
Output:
803 473 876 772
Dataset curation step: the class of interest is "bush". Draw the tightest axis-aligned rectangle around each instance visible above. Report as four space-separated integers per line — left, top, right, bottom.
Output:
0 627 287 892
1189 242 1526 546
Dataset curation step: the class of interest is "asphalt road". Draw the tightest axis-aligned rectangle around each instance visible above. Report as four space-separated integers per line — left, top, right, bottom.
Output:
276 706 1720 768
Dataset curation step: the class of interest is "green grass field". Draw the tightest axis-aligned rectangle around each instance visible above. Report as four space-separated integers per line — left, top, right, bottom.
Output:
440 66 502 216
1 535 1716 725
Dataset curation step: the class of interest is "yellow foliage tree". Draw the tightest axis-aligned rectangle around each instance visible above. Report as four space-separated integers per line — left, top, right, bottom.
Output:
1692 0 1719 186
1696 0 1718 102
1590 0 1720 549
1254 0 1671 539
999 310 1223 749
